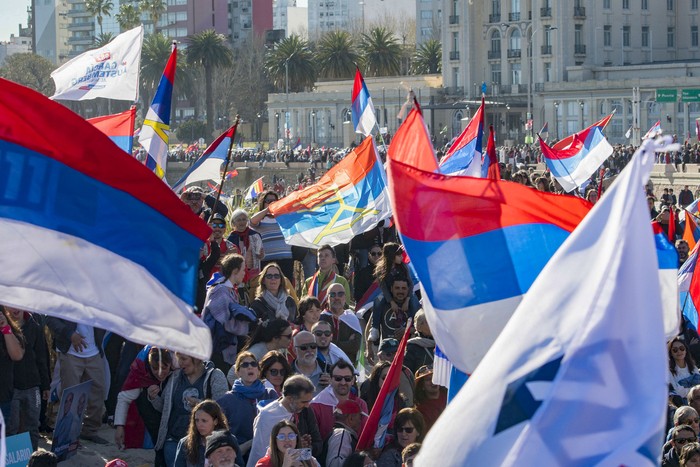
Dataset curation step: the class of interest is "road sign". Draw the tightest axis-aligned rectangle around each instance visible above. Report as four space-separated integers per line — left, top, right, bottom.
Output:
656 89 677 102
682 89 700 102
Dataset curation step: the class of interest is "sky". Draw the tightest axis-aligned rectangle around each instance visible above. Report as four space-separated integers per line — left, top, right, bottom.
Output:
1 0 31 43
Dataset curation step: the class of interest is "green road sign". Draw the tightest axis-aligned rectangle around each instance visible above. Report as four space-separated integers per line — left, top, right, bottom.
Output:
656 89 678 102
682 89 700 102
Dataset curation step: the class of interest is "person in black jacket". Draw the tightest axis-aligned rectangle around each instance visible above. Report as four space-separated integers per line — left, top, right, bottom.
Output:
6 307 50 450
0 306 25 423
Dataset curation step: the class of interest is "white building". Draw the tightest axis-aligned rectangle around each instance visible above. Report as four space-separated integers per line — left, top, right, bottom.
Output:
0 32 32 66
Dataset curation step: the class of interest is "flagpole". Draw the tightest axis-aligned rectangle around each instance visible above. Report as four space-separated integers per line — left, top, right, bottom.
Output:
213 115 240 212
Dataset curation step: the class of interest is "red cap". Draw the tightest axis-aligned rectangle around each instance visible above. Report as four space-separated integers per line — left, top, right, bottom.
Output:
335 399 367 417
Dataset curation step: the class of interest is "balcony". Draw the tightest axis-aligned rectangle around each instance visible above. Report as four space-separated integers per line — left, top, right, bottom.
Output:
574 44 587 54
534 83 545 92
449 51 460 60
443 86 464 96
509 12 521 21
507 48 521 58
449 15 459 24
574 6 586 18
541 44 552 55
488 50 501 59
488 14 501 23
540 7 551 18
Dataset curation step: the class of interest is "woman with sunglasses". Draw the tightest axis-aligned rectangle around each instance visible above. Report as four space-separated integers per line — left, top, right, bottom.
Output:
669 337 700 399
255 419 320 467
250 190 295 281
252 263 298 324
373 243 414 316
259 351 293 398
240 319 294 363
353 244 383 309
375 408 425 467
217 352 277 463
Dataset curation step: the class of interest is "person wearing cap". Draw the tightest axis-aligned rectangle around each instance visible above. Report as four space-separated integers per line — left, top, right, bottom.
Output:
325 399 364 467
310 360 368 440
413 366 446 433
205 430 240 467
181 187 211 220
197 214 239 313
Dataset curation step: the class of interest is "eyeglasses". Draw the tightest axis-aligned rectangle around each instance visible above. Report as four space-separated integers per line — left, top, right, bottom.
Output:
239 361 258 369
267 368 286 377
276 433 298 441
314 330 332 337
329 291 345 297
265 273 282 280
369 251 382 257
685 418 700 425
333 375 353 382
672 346 687 353
185 194 202 201
210 223 226 228
296 343 318 351
675 436 697 445
396 426 415 434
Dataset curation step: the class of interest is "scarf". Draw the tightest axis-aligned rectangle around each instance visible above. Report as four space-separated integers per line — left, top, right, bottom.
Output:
263 289 290 320
308 270 336 303
235 227 251 250
232 378 267 400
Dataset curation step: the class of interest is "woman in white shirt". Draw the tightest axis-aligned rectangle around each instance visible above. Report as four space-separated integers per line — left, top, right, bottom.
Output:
669 337 700 399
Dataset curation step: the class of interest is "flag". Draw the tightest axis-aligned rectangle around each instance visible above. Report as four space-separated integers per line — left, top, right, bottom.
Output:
680 243 700 332
643 120 662 140
669 205 677 242
351 68 377 136
388 109 438 173
386 150 592 374
244 177 265 201
293 137 302 151
539 127 614 193
171 123 238 193
356 321 412 451
87 106 136 154
226 169 238 180
50 26 143 101
439 97 485 177
418 137 668 466
684 211 700 251
625 126 633 139
653 221 681 340
685 198 700 223
0 78 212 360
552 112 614 151
696 118 700 141
538 122 549 141
269 136 391 248
355 281 382 316
485 124 500 180
139 41 176 179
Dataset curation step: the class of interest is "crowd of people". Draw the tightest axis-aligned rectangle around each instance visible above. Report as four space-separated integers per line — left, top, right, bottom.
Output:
7 137 700 467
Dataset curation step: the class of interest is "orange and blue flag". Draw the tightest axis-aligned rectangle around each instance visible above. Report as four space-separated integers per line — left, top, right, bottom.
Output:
439 97 485 177
87 106 136 154
269 136 391 248
351 68 377 137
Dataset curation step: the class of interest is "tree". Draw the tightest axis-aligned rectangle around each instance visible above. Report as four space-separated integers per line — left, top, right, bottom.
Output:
0 53 55 96
85 0 114 36
94 32 115 47
264 34 316 93
411 39 442 74
139 0 166 33
176 119 208 143
116 3 141 31
186 30 233 136
360 27 402 77
315 31 359 80
140 33 191 119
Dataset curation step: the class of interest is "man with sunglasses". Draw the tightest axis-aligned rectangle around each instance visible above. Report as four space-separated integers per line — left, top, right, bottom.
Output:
320 283 363 367
310 360 368 440
291 331 330 395
664 424 697 467
312 321 353 369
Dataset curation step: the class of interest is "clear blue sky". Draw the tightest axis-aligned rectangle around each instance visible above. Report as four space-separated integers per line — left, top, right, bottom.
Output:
1 0 31 42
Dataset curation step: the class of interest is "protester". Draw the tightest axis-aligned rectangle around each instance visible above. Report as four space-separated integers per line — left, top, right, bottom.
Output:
402 310 435 374
227 208 264 281
260 351 293 397
174 399 229 467
251 263 298 323
413 366 446 433
312 320 353 368
376 408 425 467
302 245 352 304
361 361 408 418
310 360 367 439
241 319 294 363
373 243 413 305
27 450 58 467
340 452 375 467
255 419 321 467
681 442 700 467
368 277 419 359
250 190 295 280
205 430 240 467
665 425 697 467
296 297 323 333
669 337 700 399
320 283 363 366
291 331 330 395
353 244 383 304
401 443 421 467
325 399 364 467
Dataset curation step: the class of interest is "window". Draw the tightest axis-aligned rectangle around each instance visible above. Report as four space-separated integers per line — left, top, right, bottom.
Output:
491 30 501 52
693 0 698 10
693 26 699 47
544 62 552 82
574 24 582 46
622 0 629 9
668 0 674 10
421 11 433 19
452 67 459 87
452 0 458 15
642 0 648 9
511 0 520 14
544 27 554 46
642 26 649 47
623 26 630 47
492 0 500 15
603 0 610 8
510 29 521 50
604 25 611 47
668 27 675 47
452 32 459 51
511 62 521 84
491 63 502 85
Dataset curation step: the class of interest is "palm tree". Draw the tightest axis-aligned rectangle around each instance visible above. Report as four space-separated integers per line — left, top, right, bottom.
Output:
139 0 166 33
411 39 442 75
264 34 316 92
94 32 115 47
315 31 359 79
186 30 233 136
360 27 402 77
116 3 141 31
85 0 113 36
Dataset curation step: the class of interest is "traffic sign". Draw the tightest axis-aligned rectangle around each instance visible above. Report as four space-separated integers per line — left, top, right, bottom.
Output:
656 89 677 102
682 89 700 102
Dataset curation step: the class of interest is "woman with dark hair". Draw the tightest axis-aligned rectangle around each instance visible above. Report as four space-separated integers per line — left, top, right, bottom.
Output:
360 361 406 418
250 190 294 280
295 297 322 333
251 263 298 323
341 452 375 467
373 243 413 314
354 244 383 305
255 419 320 467
241 319 293 362
376 408 425 467
174 399 228 467
413 366 446 433
259 350 292 397
669 337 700 398
0 306 24 422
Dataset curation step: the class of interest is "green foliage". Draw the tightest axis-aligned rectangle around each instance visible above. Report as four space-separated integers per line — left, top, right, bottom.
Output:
94 32 115 48
176 119 208 143
0 53 55 96
116 3 141 31
411 39 442 74
139 0 166 28
316 31 359 79
360 27 402 77
264 34 316 92
85 0 114 35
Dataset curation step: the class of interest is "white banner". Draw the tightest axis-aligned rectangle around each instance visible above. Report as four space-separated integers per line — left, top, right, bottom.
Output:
50 26 143 101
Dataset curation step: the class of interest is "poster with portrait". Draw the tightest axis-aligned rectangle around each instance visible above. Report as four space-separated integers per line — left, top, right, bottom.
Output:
51 380 93 462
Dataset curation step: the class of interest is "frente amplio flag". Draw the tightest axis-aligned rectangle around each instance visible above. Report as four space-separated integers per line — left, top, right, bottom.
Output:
0 78 213 360
51 25 143 102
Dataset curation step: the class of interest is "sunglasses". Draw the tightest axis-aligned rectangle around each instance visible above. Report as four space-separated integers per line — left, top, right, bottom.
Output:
333 375 353 382
296 343 318 351
264 198 277 203
239 361 258 369
276 433 297 441
314 330 332 337
369 251 382 257
267 368 286 377
675 436 697 445
329 291 345 297
397 426 415 434
210 223 226 228
265 273 282 280
672 346 686 353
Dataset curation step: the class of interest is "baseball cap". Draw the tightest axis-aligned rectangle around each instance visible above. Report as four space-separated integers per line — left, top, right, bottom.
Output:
378 338 399 354
210 213 227 223
335 399 368 417
205 430 240 458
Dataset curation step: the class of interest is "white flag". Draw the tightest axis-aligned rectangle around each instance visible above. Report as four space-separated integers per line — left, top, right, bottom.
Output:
417 138 670 466
625 126 632 139
50 26 143 101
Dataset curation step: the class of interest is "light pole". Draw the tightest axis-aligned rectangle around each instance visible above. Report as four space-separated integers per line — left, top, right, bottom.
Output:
528 26 557 145
553 101 559 140
579 100 585 128
275 112 280 145
285 51 296 152
311 111 316 145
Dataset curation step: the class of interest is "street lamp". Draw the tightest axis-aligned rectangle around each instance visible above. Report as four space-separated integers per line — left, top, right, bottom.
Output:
527 26 557 145
256 112 262 143
275 112 280 144
553 101 559 140
285 51 296 152
579 100 585 128
310 111 316 145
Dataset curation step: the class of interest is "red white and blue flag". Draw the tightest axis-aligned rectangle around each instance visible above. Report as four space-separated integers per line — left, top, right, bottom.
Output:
539 126 614 193
87 107 136 155
680 242 700 332
439 97 485 177
552 112 614 151
538 121 549 141
0 78 213 360
643 120 662 140
351 68 377 137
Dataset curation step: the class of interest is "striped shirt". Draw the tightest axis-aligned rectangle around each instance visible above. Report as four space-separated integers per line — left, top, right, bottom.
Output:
257 216 292 261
